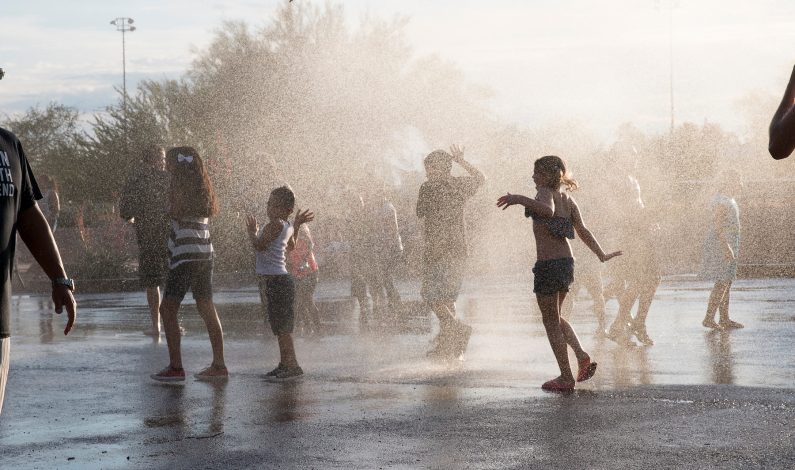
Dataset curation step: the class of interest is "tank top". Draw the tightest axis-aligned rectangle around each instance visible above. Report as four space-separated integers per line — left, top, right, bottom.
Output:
255 220 293 275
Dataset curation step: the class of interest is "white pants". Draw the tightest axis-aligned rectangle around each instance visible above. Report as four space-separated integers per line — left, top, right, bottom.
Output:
0 337 9 415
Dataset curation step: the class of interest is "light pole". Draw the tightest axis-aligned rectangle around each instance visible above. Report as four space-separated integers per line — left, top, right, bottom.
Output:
668 3 674 136
110 17 136 108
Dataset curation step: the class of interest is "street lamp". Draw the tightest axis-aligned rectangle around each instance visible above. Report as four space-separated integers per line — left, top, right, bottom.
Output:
110 17 136 107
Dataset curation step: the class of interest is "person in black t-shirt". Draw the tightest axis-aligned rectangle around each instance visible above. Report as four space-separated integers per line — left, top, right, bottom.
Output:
0 126 77 415
416 145 484 359
119 144 170 336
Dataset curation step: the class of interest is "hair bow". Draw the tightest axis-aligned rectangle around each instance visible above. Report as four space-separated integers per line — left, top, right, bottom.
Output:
177 153 194 163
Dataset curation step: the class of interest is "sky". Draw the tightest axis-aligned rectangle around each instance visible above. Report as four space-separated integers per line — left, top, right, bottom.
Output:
2 0 795 140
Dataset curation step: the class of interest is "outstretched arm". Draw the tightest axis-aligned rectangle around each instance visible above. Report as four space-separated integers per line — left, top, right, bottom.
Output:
570 200 622 262
496 187 554 219
17 204 76 335
769 65 795 160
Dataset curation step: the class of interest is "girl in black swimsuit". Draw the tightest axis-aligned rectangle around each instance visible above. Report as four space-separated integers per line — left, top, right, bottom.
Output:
497 156 622 392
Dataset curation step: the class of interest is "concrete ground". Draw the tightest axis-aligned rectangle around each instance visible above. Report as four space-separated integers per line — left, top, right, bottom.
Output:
1 275 794 469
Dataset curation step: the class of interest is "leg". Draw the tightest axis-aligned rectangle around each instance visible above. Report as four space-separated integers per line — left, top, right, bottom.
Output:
351 273 370 327
632 275 660 326
583 271 607 333
382 256 402 308
305 272 322 332
537 293 575 383
0 338 10 415
560 281 577 318
277 334 300 368
628 275 659 345
145 286 161 334
160 298 183 369
718 281 743 328
558 291 588 362
607 279 639 341
195 298 226 369
429 302 457 330
703 281 728 328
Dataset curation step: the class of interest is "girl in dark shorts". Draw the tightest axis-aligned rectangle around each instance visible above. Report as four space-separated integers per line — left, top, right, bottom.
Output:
150 147 227 382
246 186 314 380
497 156 621 392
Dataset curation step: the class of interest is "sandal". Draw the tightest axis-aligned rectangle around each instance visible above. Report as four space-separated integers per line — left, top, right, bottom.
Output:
576 357 598 382
541 377 575 392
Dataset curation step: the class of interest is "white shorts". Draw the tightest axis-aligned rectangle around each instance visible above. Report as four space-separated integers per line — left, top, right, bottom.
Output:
0 337 9 415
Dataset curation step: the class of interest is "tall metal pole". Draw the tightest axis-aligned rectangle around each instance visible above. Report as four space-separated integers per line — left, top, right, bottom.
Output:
110 18 136 109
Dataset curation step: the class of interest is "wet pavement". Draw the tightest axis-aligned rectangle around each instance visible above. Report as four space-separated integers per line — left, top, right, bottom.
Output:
1 275 794 469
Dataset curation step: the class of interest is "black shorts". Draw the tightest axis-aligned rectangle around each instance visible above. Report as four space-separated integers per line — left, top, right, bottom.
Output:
163 261 214 302
421 257 465 304
533 257 574 296
138 247 168 288
258 274 296 336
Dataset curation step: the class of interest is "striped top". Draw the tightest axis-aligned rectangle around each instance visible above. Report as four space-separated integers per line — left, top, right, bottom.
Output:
168 217 214 269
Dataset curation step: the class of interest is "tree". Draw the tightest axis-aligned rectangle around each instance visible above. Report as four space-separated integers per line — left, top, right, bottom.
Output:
1 103 87 202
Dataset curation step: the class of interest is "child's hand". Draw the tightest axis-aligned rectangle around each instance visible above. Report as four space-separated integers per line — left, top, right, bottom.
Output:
450 144 465 163
600 251 623 262
294 208 315 226
245 214 258 235
496 193 519 210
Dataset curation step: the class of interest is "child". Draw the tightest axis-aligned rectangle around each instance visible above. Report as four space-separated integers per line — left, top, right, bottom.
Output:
288 223 321 336
604 175 661 346
702 170 743 330
246 186 314 380
497 155 621 392
416 145 485 358
151 147 227 382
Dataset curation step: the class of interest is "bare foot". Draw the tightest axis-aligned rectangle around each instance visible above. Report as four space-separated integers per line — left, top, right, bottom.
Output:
702 319 720 329
719 319 744 329
194 365 229 381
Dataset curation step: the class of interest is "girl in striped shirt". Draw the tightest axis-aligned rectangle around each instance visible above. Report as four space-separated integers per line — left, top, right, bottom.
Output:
151 146 227 382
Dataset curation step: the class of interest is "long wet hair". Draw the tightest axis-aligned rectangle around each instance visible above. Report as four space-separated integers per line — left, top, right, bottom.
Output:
166 146 219 218
534 155 578 191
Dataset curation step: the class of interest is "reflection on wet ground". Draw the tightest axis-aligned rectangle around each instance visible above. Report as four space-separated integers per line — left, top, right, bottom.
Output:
2 275 794 468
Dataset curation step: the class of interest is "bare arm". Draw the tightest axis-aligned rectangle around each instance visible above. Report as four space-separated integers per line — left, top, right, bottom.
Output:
450 144 486 187
496 188 554 219
16 204 76 334
571 200 622 262
246 215 282 252
769 65 795 160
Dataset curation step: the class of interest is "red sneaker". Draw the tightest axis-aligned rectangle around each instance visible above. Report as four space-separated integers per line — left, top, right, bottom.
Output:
150 366 186 382
541 377 575 392
576 357 598 382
